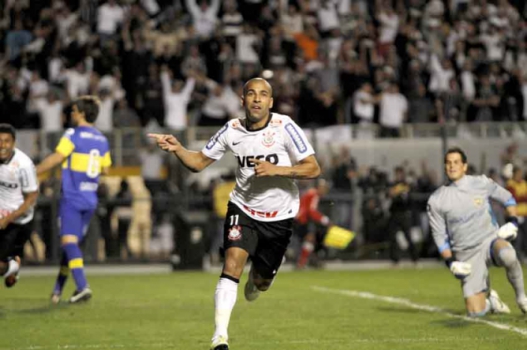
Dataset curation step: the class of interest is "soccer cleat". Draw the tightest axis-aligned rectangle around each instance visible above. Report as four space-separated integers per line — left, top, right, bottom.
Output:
244 278 260 302
210 335 229 350
50 293 61 304
488 289 511 314
4 256 21 288
517 297 527 314
69 288 92 303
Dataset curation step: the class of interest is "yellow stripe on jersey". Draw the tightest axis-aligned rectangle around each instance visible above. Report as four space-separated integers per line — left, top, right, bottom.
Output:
56 137 75 157
102 151 112 168
68 152 104 173
69 258 84 269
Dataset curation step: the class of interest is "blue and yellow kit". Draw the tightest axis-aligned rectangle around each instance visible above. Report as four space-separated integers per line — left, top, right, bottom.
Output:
56 126 111 210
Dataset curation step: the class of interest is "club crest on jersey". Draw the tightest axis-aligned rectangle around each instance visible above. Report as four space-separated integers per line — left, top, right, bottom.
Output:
228 225 242 241
473 197 484 207
262 131 275 147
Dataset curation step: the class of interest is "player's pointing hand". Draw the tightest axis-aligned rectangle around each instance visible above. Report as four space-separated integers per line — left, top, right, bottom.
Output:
253 158 277 177
147 133 182 153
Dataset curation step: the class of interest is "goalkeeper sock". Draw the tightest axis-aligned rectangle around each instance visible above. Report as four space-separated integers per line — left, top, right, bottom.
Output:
499 247 527 301
297 242 314 269
212 274 238 341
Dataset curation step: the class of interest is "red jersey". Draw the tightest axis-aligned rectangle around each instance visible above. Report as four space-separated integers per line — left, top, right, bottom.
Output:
296 188 325 225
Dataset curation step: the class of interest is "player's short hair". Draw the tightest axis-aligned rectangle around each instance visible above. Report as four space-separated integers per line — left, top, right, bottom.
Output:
445 147 467 164
243 78 273 97
73 95 101 123
0 123 16 140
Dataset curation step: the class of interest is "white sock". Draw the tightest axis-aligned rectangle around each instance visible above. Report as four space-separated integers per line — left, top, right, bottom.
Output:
212 277 238 341
3 258 20 278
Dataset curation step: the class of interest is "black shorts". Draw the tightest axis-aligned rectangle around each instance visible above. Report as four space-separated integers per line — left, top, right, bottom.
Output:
224 202 293 279
0 221 33 261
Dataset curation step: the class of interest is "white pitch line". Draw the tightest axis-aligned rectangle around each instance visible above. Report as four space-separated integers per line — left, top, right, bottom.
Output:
312 286 527 337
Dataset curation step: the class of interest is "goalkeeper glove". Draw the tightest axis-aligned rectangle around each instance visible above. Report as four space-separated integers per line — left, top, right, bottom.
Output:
445 258 471 279
498 217 519 241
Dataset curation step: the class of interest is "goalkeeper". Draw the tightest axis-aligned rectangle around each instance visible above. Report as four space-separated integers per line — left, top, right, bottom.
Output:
427 147 527 317
295 179 330 269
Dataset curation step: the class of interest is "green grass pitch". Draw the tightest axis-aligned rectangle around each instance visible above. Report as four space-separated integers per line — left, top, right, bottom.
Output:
1 267 527 350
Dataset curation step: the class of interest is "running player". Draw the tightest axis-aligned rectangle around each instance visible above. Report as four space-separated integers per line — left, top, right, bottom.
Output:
428 147 527 316
149 78 321 350
37 96 112 304
0 124 39 288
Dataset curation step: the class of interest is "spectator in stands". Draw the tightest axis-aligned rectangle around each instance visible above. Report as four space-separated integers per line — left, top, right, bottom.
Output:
113 98 140 128
351 82 376 125
5 19 32 62
409 84 435 123
379 83 408 137
184 0 221 40
198 79 234 126
96 0 125 43
221 0 243 49
33 90 64 133
140 63 165 126
330 147 357 228
160 66 196 131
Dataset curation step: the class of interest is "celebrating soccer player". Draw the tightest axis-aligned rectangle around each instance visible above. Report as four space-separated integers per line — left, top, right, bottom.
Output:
37 96 112 304
0 124 39 288
149 78 321 350
428 147 527 316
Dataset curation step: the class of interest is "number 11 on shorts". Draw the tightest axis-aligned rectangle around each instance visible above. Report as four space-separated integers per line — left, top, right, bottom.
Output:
230 215 239 226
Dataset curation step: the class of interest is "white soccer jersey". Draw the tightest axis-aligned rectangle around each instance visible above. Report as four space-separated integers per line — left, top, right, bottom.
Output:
0 148 39 224
202 113 315 222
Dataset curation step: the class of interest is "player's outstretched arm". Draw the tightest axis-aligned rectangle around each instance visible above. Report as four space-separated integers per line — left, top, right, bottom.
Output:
253 155 321 179
36 152 66 175
148 133 215 172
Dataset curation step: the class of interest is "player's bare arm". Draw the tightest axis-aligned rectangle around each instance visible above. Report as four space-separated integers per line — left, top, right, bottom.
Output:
0 191 38 229
148 133 215 172
36 152 66 175
253 155 320 179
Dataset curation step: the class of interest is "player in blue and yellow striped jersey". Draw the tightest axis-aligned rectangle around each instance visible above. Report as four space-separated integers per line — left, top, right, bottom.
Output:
37 96 112 304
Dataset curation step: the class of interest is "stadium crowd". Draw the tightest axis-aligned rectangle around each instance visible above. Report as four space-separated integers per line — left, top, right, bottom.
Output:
0 0 526 135
2 0 527 266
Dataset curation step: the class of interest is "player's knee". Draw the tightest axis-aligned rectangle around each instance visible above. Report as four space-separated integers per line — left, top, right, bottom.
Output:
223 260 244 278
497 247 518 268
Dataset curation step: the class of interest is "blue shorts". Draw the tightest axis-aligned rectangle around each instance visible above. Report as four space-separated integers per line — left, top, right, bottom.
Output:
59 201 95 240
